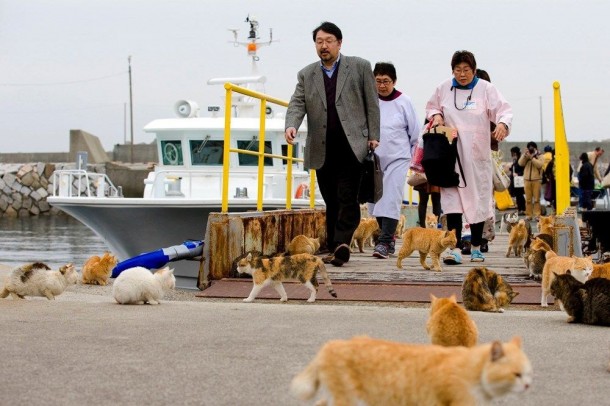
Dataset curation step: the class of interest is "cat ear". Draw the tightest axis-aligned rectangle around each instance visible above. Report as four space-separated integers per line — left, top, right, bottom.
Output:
511 291 519 299
449 294 457 302
246 252 253 261
430 294 437 302
510 336 523 348
490 341 505 362
566 270 571 275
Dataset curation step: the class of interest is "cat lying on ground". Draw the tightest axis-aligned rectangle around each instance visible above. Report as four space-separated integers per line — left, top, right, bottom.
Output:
462 267 518 313
286 235 320 255
427 294 478 347
236 252 337 303
291 336 532 406
540 251 593 307
396 229 457 272
112 266 175 305
0 262 77 300
81 252 118 286
550 272 610 325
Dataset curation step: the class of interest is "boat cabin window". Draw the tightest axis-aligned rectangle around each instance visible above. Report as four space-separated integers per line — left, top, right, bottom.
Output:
237 140 273 166
161 140 184 165
190 140 224 166
281 143 299 165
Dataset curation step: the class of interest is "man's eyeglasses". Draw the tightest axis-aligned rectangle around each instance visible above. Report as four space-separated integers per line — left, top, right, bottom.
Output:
376 80 393 86
315 38 337 46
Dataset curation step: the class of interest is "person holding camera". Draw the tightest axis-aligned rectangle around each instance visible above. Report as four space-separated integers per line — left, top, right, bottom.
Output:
518 141 545 220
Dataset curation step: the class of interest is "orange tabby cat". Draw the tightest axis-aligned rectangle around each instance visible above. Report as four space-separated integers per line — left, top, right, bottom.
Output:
350 218 379 253
427 294 478 347
425 212 438 229
591 263 610 280
394 214 406 237
81 252 118 286
396 228 457 271
537 215 554 235
506 219 528 257
291 336 532 406
286 235 320 255
540 251 593 307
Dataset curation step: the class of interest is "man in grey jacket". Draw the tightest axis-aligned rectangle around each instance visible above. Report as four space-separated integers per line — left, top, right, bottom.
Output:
285 21 380 266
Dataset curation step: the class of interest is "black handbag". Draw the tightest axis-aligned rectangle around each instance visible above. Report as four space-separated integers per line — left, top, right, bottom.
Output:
358 150 383 204
421 127 466 188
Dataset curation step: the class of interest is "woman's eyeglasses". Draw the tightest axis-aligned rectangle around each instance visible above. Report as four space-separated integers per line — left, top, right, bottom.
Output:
375 80 393 86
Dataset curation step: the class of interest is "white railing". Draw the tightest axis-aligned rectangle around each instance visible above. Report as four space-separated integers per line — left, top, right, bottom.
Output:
51 169 121 198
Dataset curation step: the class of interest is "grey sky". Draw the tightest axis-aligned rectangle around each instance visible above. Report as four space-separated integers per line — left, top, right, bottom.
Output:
1 0 609 153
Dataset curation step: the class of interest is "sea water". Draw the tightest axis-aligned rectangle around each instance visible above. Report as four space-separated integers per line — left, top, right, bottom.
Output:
0 215 110 270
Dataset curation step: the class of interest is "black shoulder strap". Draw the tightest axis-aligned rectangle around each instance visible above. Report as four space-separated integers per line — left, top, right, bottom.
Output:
452 140 467 188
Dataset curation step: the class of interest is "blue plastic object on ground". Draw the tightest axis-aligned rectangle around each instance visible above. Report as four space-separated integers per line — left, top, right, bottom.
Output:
111 240 204 278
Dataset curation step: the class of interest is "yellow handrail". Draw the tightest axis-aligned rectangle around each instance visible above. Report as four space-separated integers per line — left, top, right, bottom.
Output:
553 81 570 214
221 83 316 213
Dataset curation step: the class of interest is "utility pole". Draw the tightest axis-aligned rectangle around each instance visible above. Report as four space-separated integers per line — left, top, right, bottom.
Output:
128 55 134 163
539 96 543 144
123 102 127 144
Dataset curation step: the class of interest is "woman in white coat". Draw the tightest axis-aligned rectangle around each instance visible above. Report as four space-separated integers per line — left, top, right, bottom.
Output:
426 50 512 264
368 62 420 259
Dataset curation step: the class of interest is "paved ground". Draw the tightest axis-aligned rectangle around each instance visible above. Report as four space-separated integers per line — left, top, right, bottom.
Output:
1 262 609 405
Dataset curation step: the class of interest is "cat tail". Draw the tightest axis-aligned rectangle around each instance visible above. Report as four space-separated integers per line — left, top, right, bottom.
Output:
290 359 320 401
317 260 337 298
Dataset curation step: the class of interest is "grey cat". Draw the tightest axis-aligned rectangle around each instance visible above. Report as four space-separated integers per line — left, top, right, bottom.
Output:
550 272 610 325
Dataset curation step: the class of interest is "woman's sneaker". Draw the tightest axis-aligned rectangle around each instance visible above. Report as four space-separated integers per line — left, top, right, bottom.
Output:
470 249 485 262
373 243 390 259
443 249 462 265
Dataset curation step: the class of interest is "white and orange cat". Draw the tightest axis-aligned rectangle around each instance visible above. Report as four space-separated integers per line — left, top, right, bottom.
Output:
396 228 457 272
425 213 438 229
350 217 379 253
0 262 77 300
112 266 175 305
81 252 118 286
236 252 337 303
291 336 532 406
427 294 478 347
540 251 593 307
506 219 528 257
286 235 320 255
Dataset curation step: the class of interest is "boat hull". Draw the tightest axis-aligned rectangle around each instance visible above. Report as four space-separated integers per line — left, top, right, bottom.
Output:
49 197 317 289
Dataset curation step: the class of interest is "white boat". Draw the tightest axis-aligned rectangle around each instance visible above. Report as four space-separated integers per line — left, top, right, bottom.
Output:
47 17 320 289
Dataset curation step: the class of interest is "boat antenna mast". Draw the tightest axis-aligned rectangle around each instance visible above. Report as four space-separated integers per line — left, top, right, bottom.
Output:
229 15 275 75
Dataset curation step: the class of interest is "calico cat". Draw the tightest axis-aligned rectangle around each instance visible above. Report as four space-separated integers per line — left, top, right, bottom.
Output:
506 219 528 257
291 336 532 406
550 272 610 325
286 235 320 255
0 262 77 300
427 294 478 347
350 218 379 253
425 213 438 229
462 267 519 313
524 236 552 281
81 252 118 286
591 262 610 280
540 251 593 307
112 266 175 305
396 229 457 272
236 252 337 303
